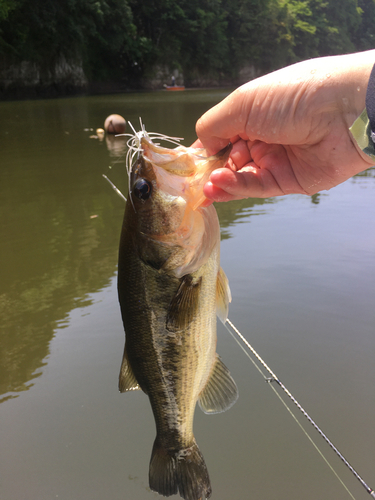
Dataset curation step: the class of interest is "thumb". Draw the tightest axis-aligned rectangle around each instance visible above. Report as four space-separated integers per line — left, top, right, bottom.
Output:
196 90 246 155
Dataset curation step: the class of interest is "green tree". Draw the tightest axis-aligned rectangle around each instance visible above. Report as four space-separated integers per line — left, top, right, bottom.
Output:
0 0 142 82
263 0 363 68
353 0 375 51
222 0 282 73
179 0 230 81
0 0 16 21
126 0 187 75
128 0 231 82
319 0 362 54
0 0 374 93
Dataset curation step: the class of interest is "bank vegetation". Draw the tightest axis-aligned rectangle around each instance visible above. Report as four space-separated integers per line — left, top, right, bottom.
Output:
0 0 374 97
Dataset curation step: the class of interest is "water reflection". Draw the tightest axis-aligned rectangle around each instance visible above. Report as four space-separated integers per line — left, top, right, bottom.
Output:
0 202 123 400
0 98 126 400
311 193 320 204
0 92 374 500
1 85 373 404
105 134 128 159
215 197 276 239
2 87 372 402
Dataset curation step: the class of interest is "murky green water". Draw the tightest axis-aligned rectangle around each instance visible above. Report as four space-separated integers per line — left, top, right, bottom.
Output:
0 90 374 500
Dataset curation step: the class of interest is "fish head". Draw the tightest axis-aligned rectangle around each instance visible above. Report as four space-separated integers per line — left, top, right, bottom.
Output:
126 135 232 277
139 137 232 210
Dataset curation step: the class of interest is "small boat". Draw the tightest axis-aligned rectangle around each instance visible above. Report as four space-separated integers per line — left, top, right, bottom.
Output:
164 85 185 91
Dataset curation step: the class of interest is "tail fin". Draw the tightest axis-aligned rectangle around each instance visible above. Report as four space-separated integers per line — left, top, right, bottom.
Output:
149 437 212 500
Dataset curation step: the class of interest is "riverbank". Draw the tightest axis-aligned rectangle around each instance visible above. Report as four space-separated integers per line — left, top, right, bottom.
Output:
0 60 259 101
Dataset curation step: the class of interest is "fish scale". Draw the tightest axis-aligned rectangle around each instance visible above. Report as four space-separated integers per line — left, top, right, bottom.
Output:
117 127 238 500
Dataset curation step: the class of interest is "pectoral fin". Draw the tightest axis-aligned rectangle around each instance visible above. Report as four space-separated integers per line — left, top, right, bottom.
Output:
198 354 238 414
216 267 232 324
166 275 202 331
119 346 141 392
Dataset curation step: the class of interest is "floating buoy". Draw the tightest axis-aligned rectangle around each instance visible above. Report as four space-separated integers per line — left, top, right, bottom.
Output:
104 114 126 134
96 128 105 141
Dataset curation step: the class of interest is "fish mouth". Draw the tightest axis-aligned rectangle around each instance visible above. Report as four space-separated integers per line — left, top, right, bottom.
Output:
141 136 205 176
141 137 232 210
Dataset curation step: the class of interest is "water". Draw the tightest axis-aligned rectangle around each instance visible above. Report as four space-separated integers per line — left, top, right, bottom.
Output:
0 90 374 500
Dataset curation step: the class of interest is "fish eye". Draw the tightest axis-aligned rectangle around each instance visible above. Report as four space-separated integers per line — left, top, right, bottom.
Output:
133 178 152 201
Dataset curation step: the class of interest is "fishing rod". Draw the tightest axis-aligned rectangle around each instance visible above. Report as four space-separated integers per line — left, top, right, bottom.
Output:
224 318 375 499
101 151 373 498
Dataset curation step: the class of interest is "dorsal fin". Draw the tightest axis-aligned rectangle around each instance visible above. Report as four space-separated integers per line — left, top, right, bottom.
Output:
198 354 238 414
118 346 141 392
216 267 232 324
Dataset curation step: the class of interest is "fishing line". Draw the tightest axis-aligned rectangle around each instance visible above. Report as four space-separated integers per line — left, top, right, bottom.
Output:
102 174 127 201
224 318 375 499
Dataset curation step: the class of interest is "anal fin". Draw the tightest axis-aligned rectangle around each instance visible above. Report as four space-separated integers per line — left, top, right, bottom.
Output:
198 354 238 414
118 346 141 393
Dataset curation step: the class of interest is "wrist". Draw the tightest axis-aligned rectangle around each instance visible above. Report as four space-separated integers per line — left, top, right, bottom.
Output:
349 55 375 165
349 110 375 166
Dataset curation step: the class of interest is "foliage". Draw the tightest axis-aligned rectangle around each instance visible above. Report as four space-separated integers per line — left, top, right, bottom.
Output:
0 0 374 88
353 0 375 51
0 0 16 21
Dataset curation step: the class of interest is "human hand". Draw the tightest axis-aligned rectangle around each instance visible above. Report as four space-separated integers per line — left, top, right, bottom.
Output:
196 50 375 202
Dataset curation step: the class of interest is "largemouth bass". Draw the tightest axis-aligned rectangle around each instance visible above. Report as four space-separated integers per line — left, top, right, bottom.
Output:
117 124 238 500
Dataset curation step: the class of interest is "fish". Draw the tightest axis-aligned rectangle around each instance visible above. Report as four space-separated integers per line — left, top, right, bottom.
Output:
117 123 238 500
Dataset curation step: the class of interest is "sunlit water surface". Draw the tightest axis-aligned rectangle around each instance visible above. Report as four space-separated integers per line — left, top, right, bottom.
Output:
0 90 374 500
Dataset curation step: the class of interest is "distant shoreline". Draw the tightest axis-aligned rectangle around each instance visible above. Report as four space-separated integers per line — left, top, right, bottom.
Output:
0 81 238 102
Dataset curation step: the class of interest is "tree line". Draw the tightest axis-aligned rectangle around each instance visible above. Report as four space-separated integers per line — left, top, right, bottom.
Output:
0 0 375 88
